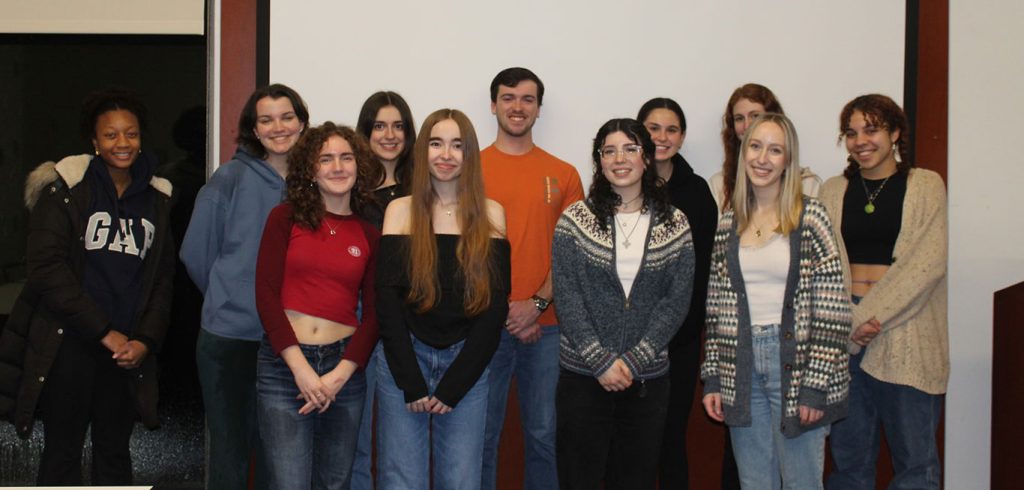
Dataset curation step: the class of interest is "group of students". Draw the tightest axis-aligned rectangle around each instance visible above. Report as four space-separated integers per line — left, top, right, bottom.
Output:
0 66 947 490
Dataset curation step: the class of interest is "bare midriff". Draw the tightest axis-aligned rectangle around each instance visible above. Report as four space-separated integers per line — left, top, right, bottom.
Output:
286 309 356 345
850 263 890 298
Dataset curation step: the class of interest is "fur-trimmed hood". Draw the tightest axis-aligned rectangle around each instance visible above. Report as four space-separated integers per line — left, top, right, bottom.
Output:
24 154 172 209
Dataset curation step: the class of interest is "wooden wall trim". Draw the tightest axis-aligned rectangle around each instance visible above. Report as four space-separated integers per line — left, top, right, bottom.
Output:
218 0 257 164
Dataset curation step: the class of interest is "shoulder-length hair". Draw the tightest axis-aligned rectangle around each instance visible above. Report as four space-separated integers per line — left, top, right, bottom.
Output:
587 118 673 230
285 122 381 229
406 109 494 316
720 83 784 210
236 83 310 158
356 91 417 193
838 94 913 179
732 113 803 236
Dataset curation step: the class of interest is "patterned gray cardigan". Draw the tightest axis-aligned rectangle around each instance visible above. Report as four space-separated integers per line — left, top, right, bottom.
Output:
700 198 852 438
552 201 695 380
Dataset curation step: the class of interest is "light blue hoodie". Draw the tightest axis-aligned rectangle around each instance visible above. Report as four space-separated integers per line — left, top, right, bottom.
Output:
180 149 285 341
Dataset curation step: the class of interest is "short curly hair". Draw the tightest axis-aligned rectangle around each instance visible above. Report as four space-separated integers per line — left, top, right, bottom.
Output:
838 94 912 179
285 122 382 229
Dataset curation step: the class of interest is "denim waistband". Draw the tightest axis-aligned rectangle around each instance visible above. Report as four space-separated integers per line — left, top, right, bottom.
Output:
295 337 350 357
750 323 780 337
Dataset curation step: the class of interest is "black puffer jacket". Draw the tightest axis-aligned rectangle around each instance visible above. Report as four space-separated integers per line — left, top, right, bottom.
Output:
0 154 174 439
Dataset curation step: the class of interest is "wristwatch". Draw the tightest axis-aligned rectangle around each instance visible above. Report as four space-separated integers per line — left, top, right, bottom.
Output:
531 295 551 313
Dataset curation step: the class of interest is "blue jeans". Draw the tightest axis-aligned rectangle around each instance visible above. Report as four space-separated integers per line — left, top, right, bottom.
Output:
376 337 490 490
481 325 560 490
196 329 268 490
257 338 366 490
350 342 381 490
730 324 827 490
827 350 943 490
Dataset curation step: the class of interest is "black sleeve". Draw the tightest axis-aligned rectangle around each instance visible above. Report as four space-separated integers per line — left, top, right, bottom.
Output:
375 236 430 402
432 241 511 407
25 182 110 341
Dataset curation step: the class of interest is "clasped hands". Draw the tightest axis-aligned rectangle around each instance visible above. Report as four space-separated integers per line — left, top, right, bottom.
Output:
101 330 148 370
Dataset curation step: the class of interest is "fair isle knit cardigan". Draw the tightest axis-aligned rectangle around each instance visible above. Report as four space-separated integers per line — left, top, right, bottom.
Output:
701 198 852 437
552 200 695 380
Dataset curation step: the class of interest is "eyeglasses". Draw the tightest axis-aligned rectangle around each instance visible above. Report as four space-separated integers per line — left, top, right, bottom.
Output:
599 145 643 160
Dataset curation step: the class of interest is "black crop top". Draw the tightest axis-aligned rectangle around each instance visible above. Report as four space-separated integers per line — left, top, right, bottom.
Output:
376 234 511 406
841 172 907 265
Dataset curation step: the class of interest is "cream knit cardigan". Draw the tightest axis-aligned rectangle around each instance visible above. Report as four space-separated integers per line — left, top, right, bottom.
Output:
818 168 949 395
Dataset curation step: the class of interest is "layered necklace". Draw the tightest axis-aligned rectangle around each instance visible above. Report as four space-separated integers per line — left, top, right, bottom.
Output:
860 174 892 214
615 193 644 248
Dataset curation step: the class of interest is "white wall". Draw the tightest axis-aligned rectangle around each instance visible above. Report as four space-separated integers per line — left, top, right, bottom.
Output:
947 1 1024 488
0 0 204 34
269 0 903 189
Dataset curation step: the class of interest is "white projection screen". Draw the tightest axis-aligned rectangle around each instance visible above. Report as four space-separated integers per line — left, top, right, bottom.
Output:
0 0 204 34
270 1 905 187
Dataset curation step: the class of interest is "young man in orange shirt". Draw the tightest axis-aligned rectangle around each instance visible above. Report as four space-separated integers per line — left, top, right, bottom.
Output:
480 67 584 489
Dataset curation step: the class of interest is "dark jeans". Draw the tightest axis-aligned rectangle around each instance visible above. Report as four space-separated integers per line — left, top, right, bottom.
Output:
556 369 669 490
196 328 268 490
38 332 136 486
658 335 700 489
257 338 365 490
827 350 943 490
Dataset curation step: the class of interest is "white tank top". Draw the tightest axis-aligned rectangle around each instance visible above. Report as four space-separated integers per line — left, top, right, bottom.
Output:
738 232 790 325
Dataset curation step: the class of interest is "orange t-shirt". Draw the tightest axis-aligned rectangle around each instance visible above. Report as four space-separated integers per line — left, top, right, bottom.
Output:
481 145 584 325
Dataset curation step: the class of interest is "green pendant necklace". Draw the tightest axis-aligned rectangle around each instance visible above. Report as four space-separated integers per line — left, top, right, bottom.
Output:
860 174 892 214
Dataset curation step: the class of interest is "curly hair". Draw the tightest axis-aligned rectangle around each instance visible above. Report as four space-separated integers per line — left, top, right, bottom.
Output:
720 83 784 210
406 109 494 316
356 91 417 193
80 87 148 144
236 83 310 158
587 118 672 230
285 122 382 230
838 94 912 179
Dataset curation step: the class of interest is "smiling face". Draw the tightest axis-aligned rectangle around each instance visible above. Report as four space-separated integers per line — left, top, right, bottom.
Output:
844 110 900 179
92 109 141 172
427 118 463 183
369 105 406 163
491 81 540 138
600 131 645 196
732 98 767 140
254 96 305 158
743 121 788 191
643 108 685 163
315 135 358 202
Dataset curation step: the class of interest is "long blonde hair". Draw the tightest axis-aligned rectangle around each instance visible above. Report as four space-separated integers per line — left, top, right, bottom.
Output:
406 109 494 315
731 113 803 235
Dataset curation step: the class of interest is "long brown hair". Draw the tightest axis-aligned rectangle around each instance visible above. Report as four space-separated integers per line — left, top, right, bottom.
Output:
285 122 381 229
721 83 784 210
406 109 494 315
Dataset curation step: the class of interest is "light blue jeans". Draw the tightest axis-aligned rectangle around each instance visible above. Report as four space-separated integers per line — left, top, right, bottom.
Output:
256 338 366 490
730 324 827 490
481 325 560 490
350 342 381 490
375 337 490 490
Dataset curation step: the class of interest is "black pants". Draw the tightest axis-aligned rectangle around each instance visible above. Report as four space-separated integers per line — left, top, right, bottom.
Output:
657 335 700 489
556 369 669 490
38 333 136 486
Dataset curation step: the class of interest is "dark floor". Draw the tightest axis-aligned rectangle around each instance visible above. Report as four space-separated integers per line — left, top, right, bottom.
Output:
0 379 205 488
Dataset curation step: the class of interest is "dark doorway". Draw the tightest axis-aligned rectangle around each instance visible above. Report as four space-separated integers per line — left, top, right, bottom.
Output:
0 33 207 489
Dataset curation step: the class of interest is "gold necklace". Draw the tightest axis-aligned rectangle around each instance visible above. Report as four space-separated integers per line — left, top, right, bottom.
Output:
860 174 892 214
437 199 458 217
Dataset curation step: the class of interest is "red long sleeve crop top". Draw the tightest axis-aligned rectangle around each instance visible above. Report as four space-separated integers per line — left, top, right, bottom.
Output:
255 203 380 367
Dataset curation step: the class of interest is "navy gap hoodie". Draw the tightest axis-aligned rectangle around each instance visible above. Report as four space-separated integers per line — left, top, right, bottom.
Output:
81 152 159 336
